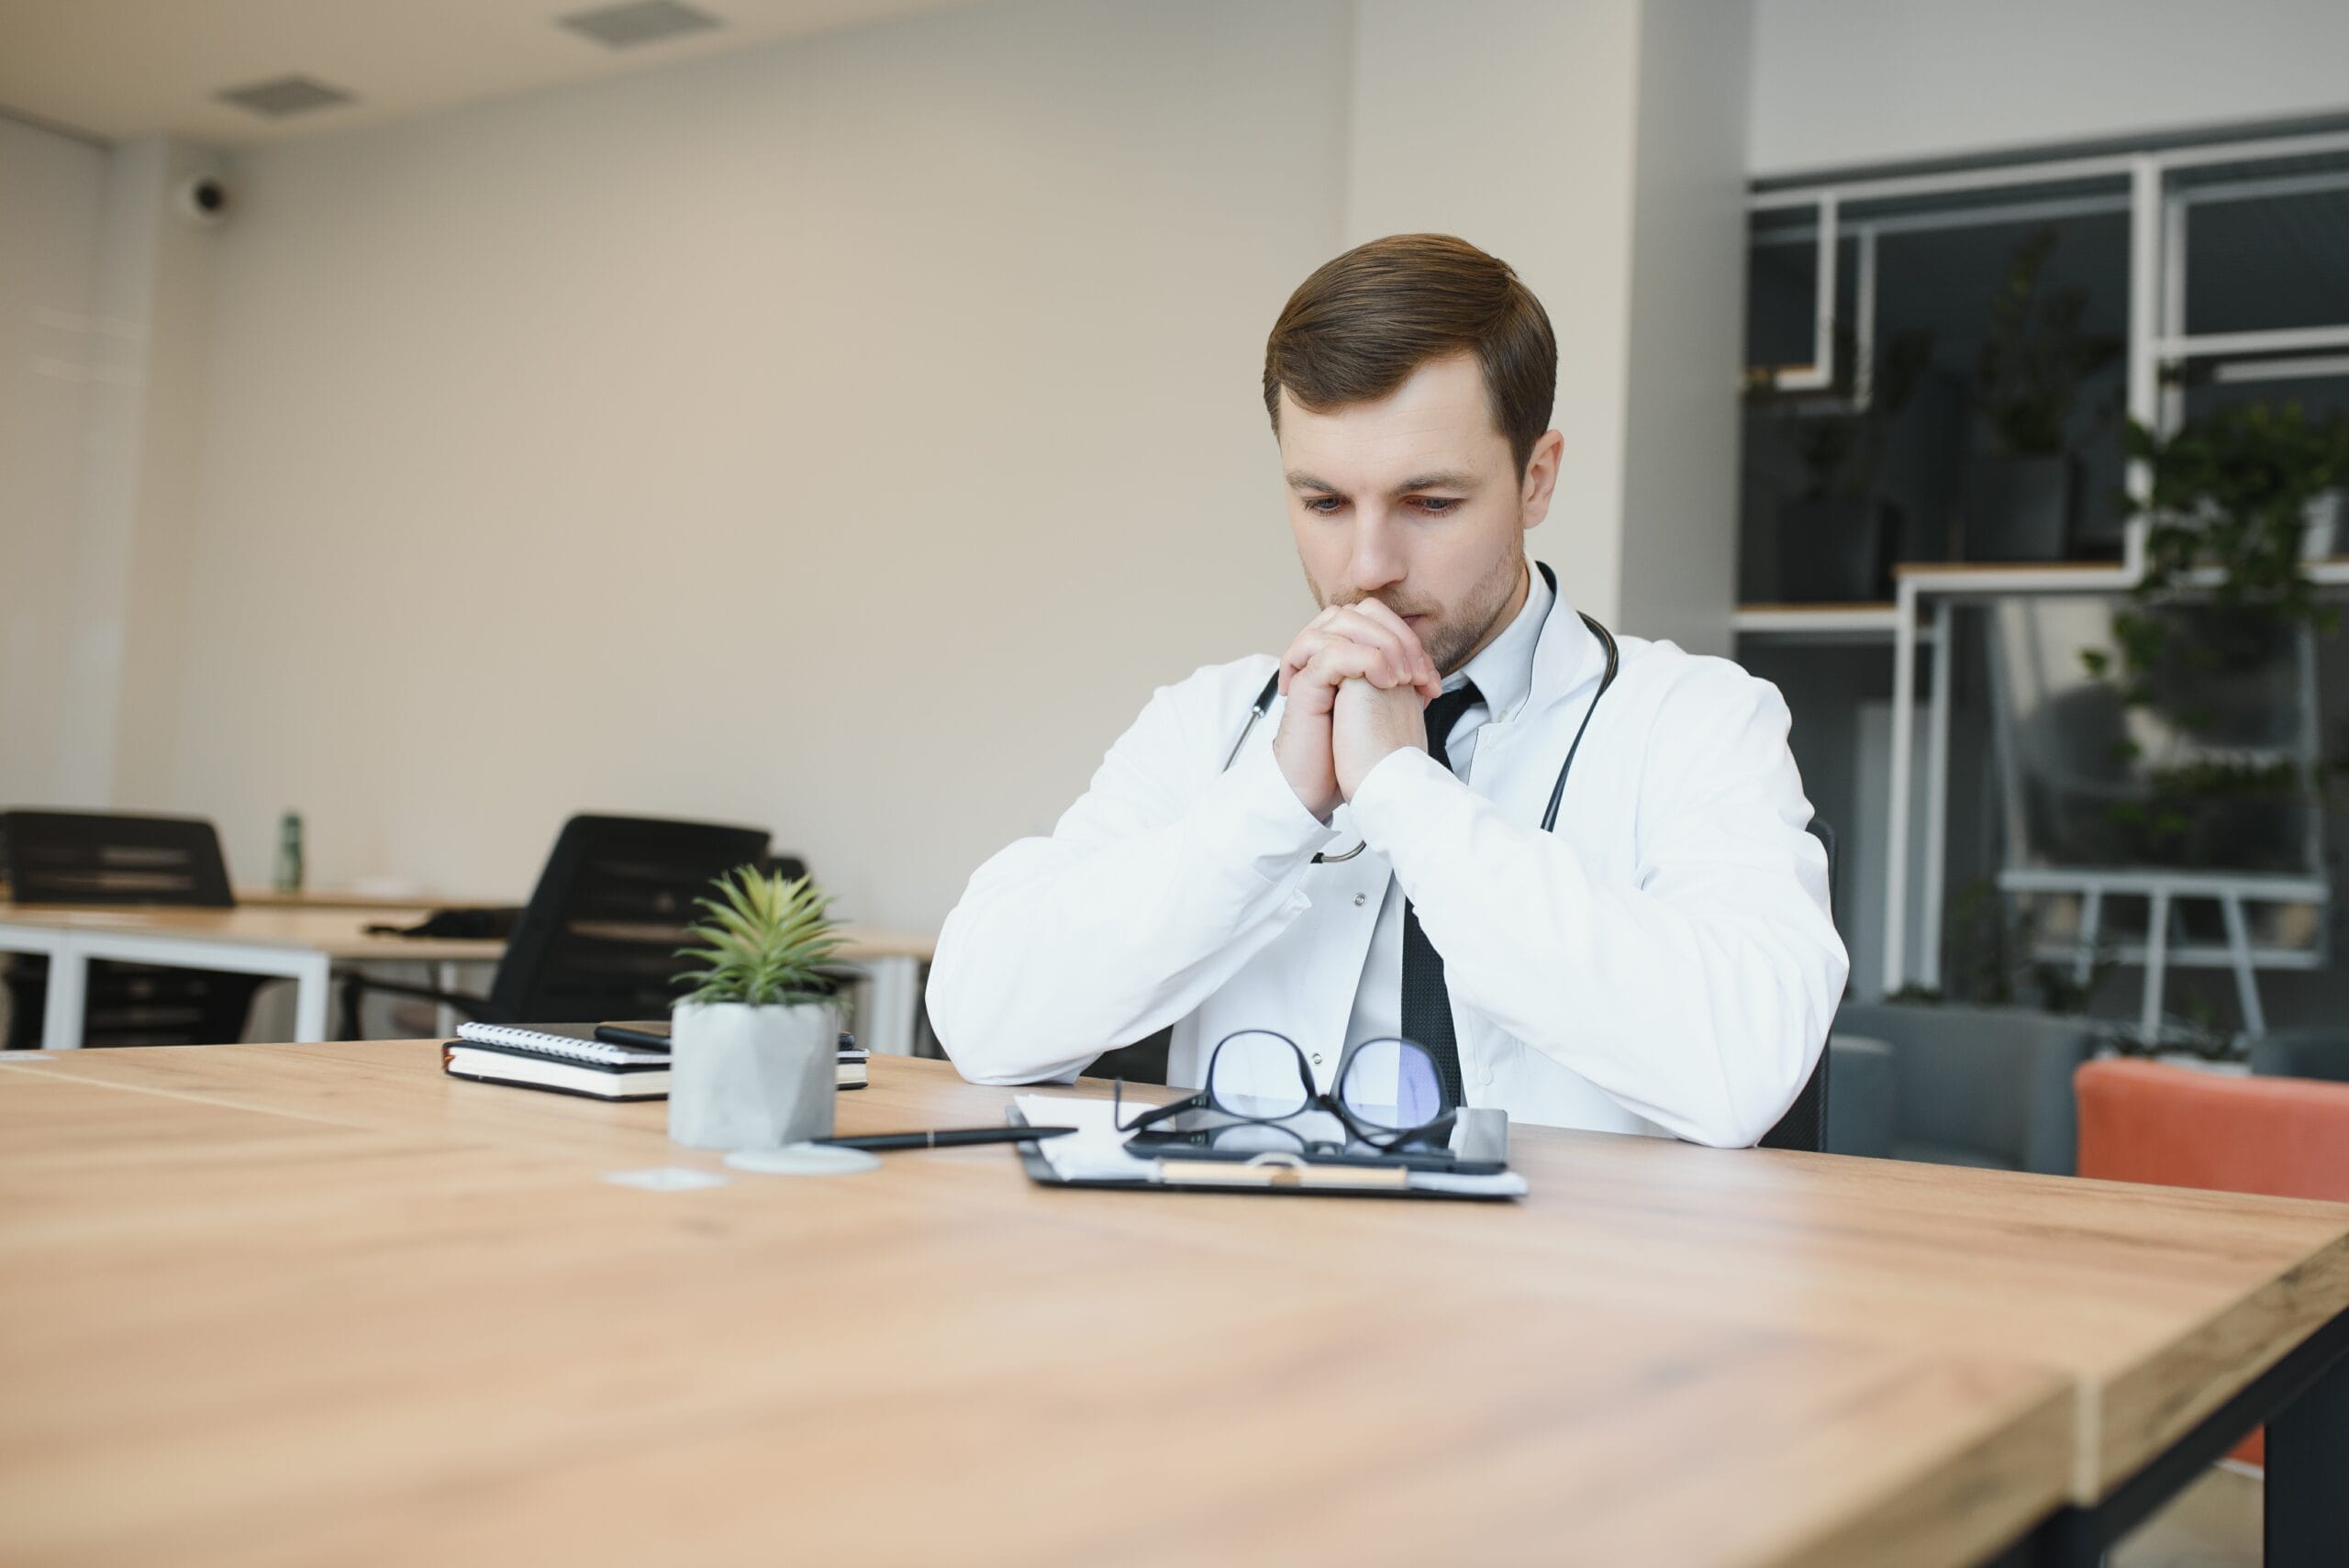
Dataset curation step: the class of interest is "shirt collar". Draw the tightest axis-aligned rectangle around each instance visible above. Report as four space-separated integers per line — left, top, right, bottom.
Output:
1449 558 1551 721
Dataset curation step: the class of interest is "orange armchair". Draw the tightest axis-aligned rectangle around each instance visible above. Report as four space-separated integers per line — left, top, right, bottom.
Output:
2076 1059 2349 1201
2076 1058 2349 1465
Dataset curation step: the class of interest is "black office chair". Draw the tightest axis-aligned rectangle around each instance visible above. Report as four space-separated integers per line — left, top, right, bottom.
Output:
338 814 773 1034
2 809 268 1049
1757 817 1839 1152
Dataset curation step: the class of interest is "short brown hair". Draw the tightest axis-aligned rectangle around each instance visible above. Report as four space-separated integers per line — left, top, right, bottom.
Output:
1263 233 1557 475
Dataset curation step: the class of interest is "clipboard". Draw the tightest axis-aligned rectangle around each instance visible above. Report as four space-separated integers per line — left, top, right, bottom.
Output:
1004 1103 1528 1202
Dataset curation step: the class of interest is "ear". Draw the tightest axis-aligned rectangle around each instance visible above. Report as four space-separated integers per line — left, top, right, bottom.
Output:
1518 429 1564 532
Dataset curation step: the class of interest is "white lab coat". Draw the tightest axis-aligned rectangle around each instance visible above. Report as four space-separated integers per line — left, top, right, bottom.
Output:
927 582 1848 1147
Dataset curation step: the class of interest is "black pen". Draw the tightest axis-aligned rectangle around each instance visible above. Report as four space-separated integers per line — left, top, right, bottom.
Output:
813 1126 1077 1151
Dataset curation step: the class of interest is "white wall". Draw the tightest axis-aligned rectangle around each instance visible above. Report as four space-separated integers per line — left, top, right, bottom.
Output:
0 115 106 806
1346 0 1641 631
1615 0 1753 657
1347 0 1751 653
1751 0 2349 177
13 0 1754 933
167 0 1350 927
69 136 228 810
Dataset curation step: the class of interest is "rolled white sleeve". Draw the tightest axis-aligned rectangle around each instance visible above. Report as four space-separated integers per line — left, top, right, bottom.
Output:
1346 667 1847 1148
927 674 1332 1085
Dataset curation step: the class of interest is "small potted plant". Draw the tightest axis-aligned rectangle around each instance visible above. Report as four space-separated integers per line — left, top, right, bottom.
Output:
668 866 846 1150
1767 328 1936 603
1963 227 2121 562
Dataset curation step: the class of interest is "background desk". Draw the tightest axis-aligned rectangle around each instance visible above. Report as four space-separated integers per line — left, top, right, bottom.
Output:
3 1044 2343 1565
0 907 935 1055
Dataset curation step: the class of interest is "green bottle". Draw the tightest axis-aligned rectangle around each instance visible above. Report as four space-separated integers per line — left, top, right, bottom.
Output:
274 810 305 894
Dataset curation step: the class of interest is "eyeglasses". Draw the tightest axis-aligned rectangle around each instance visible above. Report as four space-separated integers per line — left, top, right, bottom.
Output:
1113 1029 1453 1155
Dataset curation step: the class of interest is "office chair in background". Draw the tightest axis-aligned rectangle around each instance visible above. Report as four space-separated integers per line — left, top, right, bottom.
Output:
1 809 268 1049
1755 817 1838 1152
337 814 775 1033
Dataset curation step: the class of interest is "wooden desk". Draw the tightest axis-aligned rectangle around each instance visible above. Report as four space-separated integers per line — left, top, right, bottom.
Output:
0 908 936 1054
5 1046 2343 1564
230 887 491 911
0 1044 2071 1568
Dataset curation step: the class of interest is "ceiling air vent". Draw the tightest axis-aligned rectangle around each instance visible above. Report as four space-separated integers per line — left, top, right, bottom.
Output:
557 1 723 49
215 75 356 118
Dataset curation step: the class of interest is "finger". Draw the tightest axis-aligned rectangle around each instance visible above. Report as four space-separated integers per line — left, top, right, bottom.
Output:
1278 628 1322 695
1277 610 1353 680
1344 600 1438 690
1319 606 1430 696
1342 599 1438 694
1298 639 1409 693
1285 622 1407 686
1320 606 1411 670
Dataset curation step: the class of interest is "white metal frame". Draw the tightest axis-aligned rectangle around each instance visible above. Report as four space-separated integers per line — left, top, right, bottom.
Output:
1746 126 2349 1005
1999 867 2328 1042
0 921 332 1051
0 921 928 1055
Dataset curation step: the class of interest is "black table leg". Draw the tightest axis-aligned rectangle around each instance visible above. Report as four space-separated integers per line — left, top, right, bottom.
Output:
1998 1306 2349 1568
2267 1329 2349 1568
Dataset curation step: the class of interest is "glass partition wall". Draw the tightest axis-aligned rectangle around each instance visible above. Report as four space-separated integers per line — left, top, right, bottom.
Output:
1742 134 2349 604
1737 125 2349 1040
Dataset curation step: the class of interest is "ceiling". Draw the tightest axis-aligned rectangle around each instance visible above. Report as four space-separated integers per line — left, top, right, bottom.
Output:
0 0 979 147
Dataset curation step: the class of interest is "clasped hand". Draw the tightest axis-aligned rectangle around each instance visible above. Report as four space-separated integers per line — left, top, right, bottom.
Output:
1271 600 1442 821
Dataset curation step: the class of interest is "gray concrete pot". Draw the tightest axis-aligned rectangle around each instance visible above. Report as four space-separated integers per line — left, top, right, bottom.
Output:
668 999 838 1151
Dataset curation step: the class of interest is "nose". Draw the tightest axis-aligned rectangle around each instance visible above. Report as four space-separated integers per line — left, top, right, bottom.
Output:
1344 508 1407 600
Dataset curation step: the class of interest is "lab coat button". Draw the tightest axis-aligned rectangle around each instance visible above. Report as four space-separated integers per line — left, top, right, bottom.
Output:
1352 893 1366 906
1311 1052 1324 1066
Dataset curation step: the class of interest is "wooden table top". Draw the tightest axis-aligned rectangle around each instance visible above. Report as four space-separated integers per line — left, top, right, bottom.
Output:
0 904 935 966
8 1045 2344 1564
0 1043 2087 1568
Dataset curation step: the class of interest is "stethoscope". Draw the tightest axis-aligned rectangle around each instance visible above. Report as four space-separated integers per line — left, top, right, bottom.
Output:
1219 563 1620 863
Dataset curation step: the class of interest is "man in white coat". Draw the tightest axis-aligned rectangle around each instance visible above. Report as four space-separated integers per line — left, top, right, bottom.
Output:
927 234 1848 1146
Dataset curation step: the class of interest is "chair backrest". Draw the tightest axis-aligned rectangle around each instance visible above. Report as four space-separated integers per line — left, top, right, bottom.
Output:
1758 817 1838 1151
1 810 235 906
2077 1057 2349 1203
2248 1026 2349 1085
481 815 772 1025
1834 1001 2099 1173
2075 1054 2349 1469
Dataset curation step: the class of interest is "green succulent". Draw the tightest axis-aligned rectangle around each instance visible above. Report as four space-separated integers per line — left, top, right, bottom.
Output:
674 866 845 1006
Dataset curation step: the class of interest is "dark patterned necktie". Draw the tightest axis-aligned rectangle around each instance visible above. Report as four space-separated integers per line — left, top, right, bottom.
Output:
1399 682 1483 1110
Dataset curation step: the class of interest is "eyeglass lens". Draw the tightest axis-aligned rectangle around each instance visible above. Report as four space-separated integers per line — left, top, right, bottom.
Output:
1337 1037 1445 1129
1206 1030 1313 1121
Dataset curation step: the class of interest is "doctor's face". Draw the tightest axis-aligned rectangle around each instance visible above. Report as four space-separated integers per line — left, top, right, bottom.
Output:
1277 352 1562 675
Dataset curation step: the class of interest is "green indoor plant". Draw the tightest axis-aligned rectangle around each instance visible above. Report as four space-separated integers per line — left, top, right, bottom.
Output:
1771 328 1936 601
1964 228 2121 561
668 867 848 1150
2079 402 2349 865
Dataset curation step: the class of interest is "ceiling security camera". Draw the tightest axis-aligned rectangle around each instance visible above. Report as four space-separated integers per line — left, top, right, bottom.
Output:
175 175 229 228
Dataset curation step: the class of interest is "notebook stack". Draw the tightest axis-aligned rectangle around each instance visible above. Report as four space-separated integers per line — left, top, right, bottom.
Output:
442 1021 871 1101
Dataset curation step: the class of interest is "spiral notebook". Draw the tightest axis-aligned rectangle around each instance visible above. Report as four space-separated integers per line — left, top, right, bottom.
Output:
452 1021 662 1067
443 1020 869 1099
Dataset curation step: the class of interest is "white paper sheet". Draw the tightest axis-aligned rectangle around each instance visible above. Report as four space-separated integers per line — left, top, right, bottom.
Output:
1012 1093 1162 1182
1010 1093 1529 1197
